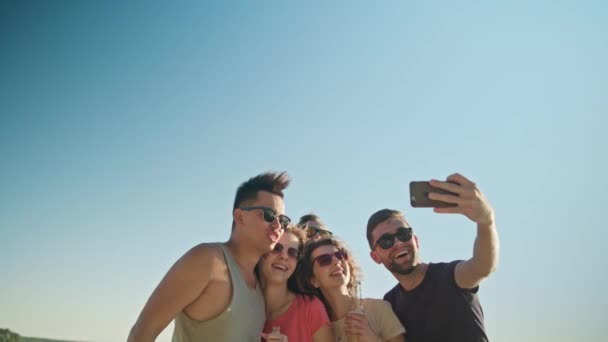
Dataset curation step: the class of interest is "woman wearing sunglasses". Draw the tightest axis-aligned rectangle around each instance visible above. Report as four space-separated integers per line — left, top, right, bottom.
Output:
297 238 406 342
257 226 335 342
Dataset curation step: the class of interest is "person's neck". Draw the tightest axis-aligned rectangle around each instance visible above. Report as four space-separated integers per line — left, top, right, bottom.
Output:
262 282 293 319
322 287 354 321
396 262 428 291
224 238 262 288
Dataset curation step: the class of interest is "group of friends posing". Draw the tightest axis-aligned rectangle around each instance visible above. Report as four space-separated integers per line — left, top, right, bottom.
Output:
128 171 499 342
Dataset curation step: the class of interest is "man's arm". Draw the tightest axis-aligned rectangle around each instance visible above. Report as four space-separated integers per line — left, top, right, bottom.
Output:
455 221 499 289
127 244 217 342
428 173 499 289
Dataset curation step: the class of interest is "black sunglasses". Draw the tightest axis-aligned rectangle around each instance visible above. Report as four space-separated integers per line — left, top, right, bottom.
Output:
373 227 413 250
239 206 291 229
313 250 348 267
303 226 333 239
272 242 301 260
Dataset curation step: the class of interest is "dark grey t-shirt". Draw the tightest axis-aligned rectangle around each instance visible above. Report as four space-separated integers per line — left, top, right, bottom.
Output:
383 261 488 342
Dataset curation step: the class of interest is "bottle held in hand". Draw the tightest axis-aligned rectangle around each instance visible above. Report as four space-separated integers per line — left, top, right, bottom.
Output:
347 281 365 342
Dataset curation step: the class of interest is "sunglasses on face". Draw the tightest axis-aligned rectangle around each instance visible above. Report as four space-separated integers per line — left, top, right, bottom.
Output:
239 206 291 229
313 250 348 267
272 242 301 260
373 227 413 250
304 226 333 239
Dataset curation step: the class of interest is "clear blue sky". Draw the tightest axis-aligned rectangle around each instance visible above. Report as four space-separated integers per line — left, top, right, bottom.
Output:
1 1 606 341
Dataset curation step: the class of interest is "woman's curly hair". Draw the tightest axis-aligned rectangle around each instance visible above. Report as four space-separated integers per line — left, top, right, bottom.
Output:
296 237 361 318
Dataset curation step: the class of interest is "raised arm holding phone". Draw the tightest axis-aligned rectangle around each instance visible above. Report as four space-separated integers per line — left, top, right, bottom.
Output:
367 173 499 342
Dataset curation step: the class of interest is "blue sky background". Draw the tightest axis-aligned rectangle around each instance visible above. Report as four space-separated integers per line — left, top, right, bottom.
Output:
1 1 606 341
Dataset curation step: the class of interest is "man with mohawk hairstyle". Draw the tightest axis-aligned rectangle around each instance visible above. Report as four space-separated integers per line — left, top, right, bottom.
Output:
129 172 292 342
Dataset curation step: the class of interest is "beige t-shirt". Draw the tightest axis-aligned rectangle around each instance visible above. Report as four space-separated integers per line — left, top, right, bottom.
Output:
332 298 405 341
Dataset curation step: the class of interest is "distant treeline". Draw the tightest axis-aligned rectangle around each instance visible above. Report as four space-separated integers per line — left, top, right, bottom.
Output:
0 329 20 342
0 329 73 342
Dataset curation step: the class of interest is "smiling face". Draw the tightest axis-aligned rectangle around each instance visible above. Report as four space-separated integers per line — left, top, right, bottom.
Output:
258 231 301 287
235 190 286 254
297 238 359 298
370 217 420 275
310 244 351 291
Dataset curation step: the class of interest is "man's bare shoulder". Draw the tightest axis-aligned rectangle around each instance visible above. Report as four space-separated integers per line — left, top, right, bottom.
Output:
187 242 224 256
177 243 228 273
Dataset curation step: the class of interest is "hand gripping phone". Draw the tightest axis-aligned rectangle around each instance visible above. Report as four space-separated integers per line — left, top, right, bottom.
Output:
409 181 458 208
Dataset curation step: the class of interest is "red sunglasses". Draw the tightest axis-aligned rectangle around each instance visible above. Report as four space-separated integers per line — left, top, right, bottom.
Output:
313 250 348 267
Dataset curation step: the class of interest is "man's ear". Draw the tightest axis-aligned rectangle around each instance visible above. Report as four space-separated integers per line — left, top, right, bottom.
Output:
370 250 382 264
414 235 420 248
233 208 244 226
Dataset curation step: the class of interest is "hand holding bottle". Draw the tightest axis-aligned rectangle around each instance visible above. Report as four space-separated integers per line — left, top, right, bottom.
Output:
261 326 288 342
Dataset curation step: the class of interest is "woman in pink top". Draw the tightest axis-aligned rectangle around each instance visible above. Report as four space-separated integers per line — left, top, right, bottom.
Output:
258 226 335 342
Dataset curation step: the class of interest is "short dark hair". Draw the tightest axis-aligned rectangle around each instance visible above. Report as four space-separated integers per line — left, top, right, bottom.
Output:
232 171 291 229
233 171 291 210
366 209 408 248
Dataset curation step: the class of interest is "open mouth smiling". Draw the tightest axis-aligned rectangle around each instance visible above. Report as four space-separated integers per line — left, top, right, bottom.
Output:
330 267 345 277
271 263 289 272
393 249 411 260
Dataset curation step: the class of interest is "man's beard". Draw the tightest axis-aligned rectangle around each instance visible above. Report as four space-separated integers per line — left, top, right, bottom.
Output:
386 253 419 275
388 262 418 275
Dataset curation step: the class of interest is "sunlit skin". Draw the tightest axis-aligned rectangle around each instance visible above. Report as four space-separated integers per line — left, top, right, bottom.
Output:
259 232 300 289
258 232 298 342
234 191 286 255
367 173 499 342
259 233 336 342
311 245 352 291
127 183 291 342
309 245 404 342
370 219 420 275
370 173 498 291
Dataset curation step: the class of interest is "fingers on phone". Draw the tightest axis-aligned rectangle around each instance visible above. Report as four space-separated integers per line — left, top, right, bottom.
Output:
430 179 463 194
433 207 461 214
447 173 475 187
428 192 461 204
